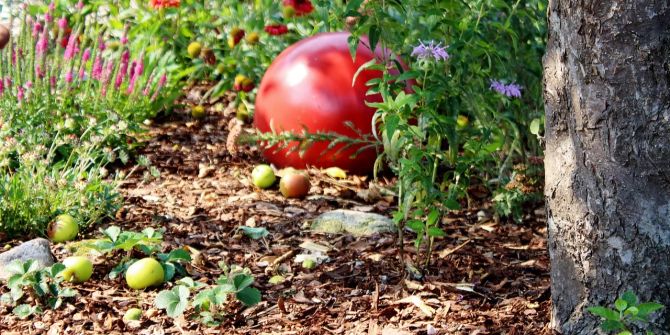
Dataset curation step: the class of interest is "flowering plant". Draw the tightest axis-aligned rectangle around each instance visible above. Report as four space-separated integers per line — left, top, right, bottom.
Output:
0 1 175 238
339 0 546 267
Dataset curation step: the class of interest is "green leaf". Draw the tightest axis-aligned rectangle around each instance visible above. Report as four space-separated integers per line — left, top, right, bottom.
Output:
13 304 39 318
529 118 541 135
235 287 261 306
368 25 380 52
155 286 190 318
345 0 366 15
352 58 377 87
162 262 176 282
427 227 447 237
637 302 664 318
238 226 269 240
621 291 638 306
587 306 619 321
103 226 121 242
615 298 628 312
600 319 626 332
166 249 192 262
233 274 254 291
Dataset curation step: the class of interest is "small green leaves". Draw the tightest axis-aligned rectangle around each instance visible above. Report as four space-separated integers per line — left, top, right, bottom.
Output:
155 285 190 318
13 304 41 319
588 291 665 334
235 287 261 306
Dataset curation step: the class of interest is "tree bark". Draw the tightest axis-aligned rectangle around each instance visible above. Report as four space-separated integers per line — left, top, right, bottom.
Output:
543 0 670 334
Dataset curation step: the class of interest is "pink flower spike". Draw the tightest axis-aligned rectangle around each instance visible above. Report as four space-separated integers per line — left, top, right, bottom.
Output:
58 17 68 30
98 37 106 51
36 29 49 55
32 21 42 38
92 56 103 80
121 36 128 45
64 34 79 60
49 2 55 11
151 73 167 101
77 1 85 10
82 48 91 62
115 50 130 89
0 80 4 96
143 72 155 96
65 70 74 83
17 87 25 101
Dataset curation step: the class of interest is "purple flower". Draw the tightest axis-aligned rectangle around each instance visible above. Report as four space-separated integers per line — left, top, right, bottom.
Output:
490 80 522 98
411 41 449 61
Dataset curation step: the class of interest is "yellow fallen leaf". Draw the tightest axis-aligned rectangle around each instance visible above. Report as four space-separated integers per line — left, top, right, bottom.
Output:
324 167 347 179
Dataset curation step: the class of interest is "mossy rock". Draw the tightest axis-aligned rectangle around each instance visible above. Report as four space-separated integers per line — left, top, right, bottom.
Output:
310 210 396 237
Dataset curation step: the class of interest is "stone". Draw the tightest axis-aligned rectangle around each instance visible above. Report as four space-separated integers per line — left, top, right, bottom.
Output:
0 238 56 280
310 210 396 237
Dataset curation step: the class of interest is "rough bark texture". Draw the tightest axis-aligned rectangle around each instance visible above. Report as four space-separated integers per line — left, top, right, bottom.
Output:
544 0 670 334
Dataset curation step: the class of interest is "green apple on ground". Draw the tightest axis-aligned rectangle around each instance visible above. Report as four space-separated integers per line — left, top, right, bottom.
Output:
251 164 276 189
125 258 164 290
48 214 79 243
302 259 317 270
191 105 206 119
279 171 310 198
60 256 94 283
123 308 142 322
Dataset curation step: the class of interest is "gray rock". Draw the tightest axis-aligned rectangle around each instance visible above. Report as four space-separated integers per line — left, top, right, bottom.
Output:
0 238 55 280
310 210 396 237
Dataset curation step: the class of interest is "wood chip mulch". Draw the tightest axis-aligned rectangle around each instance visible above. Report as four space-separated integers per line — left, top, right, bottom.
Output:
0 90 552 334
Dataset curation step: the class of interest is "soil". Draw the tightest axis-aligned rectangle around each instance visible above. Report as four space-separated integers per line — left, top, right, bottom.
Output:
0 90 552 334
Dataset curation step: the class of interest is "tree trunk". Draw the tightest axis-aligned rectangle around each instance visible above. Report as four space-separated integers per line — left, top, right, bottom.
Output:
543 0 670 334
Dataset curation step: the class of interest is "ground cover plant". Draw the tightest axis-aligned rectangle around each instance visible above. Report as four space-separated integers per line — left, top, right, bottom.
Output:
0 0 563 333
0 1 178 237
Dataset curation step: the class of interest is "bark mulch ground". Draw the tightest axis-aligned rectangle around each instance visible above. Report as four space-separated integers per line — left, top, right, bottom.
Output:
0 92 552 334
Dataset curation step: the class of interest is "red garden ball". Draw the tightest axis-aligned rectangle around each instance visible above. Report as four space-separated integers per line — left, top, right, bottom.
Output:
254 32 387 175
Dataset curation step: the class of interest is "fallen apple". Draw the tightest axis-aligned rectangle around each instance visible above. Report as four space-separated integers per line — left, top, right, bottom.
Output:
191 105 206 119
457 115 469 128
60 256 93 283
302 259 316 270
123 308 142 322
187 42 202 58
252 164 276 189
125 258 164 290
279 172 310 198
47 214 79 243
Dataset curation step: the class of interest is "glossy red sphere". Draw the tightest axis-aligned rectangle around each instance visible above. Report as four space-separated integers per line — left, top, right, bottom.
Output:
254 32 384 175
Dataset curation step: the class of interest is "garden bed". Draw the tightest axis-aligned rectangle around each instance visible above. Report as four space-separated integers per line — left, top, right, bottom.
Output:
0 101 551 334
